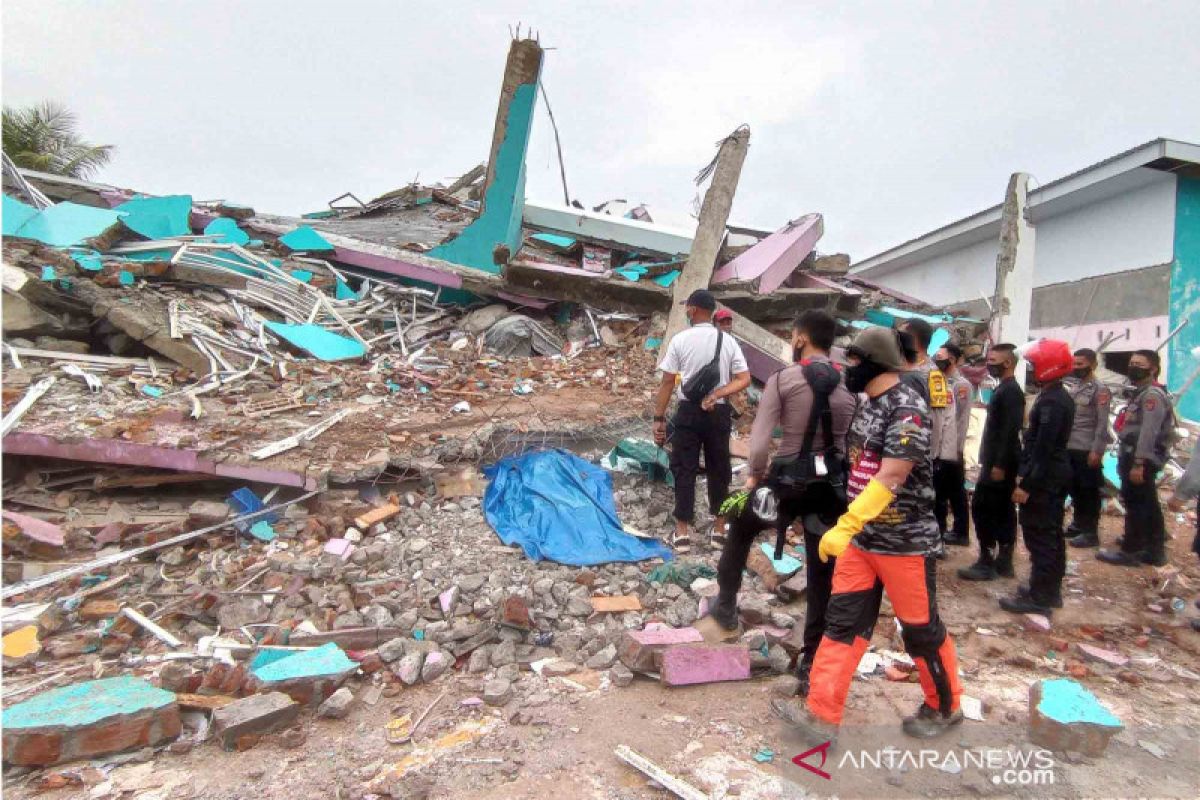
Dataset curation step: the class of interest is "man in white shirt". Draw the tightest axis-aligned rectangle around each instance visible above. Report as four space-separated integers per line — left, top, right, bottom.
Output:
653 290 751 550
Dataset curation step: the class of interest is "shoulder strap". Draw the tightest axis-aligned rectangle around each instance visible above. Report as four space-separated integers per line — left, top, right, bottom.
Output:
708 329 724 368
800 362 837 454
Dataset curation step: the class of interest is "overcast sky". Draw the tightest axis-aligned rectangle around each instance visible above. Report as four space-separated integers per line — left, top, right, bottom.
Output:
5 1 1199 260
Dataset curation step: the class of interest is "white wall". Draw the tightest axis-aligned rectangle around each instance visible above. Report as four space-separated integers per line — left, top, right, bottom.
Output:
865 168 1178 309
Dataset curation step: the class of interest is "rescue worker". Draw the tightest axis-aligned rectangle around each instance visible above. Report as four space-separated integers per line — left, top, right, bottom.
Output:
959 343 1024 581
1000 339 1075 615
933 343 972 547
771 326 963 743
1064 348 1112 548
1098 350 1175 567
709 310 856 697
653 290 751 551
897 319 934 406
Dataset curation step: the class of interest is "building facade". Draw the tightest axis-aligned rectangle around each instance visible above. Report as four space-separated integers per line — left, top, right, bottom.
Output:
850 139 1200 420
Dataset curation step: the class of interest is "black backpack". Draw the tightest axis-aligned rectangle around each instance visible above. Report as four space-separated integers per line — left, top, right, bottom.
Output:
681 329 725 404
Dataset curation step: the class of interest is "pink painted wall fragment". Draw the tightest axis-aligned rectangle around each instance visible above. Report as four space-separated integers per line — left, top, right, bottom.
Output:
659 644 751 686
712 214 823 294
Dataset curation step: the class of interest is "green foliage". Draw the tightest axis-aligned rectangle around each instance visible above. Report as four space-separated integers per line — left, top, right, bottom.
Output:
2 102 113 178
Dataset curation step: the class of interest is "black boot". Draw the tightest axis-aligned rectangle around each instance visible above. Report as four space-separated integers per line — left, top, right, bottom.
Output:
708 593 739 631
943 532 970 547
901 702 964 739
1017 583 1063 608
1097 549 1144 567
957 548 997 581
1069 531 1099 548
795 659 813 698
1140 551 1168 567
999 594 1053 616
995 543 1015 578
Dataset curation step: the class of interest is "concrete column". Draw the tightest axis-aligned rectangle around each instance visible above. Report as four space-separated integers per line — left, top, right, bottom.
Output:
661 127 751 348
991 172 1036 380
429 38 543 274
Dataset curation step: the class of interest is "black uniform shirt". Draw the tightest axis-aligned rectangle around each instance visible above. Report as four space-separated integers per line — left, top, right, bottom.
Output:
978 377 1025 483
1018 381 1075 492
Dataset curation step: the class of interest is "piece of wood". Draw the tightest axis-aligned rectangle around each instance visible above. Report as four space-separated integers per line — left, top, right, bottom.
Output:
661 126 750 349
176 693 237 711
353 503 401 529
121 607 183 648
79 600 121 621
590 595 642 613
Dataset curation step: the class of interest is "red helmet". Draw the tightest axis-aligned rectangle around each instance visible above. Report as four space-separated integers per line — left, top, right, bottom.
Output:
1021 338 1073 382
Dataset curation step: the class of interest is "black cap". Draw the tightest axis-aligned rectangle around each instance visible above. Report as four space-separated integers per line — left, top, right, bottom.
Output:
681 289 716 311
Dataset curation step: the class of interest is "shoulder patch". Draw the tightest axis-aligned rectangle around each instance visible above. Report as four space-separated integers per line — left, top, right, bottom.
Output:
1145 396 1157 412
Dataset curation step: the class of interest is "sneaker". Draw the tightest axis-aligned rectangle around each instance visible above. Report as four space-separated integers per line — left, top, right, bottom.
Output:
1017 584 1063 608
708 521 728 549
943 533 970 547
769 698 838 747
957 560 998 581
1096 549 1143 567
999 594 1053 616
1069 532 1100 548
902 703 964 739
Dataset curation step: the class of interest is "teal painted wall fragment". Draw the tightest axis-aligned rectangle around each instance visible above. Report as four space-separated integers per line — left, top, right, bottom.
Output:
7 202 124 247
40 265 56 281
1168 176 1200 422
264 321 366 361
251 642 355 682
428 81 539 274
3 194 38 235
118 270 135 286
71 250 104 272
652 270 681 288
1036 678 1121 727
290 269 313 283
115 195 192 240
335 278 357 300
280 225 334 252
531 232 577 250
204 217 251 245
2 676 175 731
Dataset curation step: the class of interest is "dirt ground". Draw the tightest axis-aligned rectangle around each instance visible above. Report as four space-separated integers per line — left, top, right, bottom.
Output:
7 504 1199 800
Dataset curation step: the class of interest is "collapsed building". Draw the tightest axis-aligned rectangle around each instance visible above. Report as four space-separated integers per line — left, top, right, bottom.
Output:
1 34 1195 798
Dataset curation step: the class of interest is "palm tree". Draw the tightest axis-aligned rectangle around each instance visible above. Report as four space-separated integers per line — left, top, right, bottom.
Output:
2 102 114 179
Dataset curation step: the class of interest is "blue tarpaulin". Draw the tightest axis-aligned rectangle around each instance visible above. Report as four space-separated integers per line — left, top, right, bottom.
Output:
483 449 673 566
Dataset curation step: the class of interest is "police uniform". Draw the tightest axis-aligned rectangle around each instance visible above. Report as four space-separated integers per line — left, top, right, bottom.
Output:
1015 381 1075 607
1114 383 1175 563
932 372 972 543
1063 375 1112 544
714 356 856 675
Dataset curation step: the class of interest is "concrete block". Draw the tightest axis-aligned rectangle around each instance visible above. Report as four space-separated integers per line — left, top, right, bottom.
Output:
1028 679 1122 757
2 677 180 766
658 644 751 686
212 692 299 750
618 625 703 672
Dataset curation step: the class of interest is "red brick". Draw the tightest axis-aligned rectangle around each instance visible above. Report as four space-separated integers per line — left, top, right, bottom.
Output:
4 732 63 767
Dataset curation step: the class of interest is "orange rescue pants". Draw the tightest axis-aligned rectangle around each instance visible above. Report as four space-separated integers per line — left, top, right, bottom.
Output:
806 543 962 725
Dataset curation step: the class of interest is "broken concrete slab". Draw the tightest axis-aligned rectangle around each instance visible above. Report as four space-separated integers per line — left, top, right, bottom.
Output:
2 676 180 767
658 643 751 686
248 642 356 706
1028 678 1122 757
711 214 823 295
211 692 299 751
1 510 66 558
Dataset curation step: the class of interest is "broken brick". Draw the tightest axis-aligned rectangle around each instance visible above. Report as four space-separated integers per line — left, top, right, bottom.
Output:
1076 643 1130 668
658 643 751 686
211 692 299 751
618 625 704 673
1 677 180 767
1028 678 1122 757
499 595 532 630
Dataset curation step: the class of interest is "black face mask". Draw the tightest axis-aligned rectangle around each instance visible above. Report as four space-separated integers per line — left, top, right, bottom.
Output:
1072 367 1090 380
934 358 952 373
1127 366 1150 383
845 360 888 393
986 364 1005 379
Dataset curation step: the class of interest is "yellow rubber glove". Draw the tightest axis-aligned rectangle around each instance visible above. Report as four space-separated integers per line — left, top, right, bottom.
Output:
818 478 896 562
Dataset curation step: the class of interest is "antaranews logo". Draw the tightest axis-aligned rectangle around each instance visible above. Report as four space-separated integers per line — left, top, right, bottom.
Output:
793 743 1055 786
